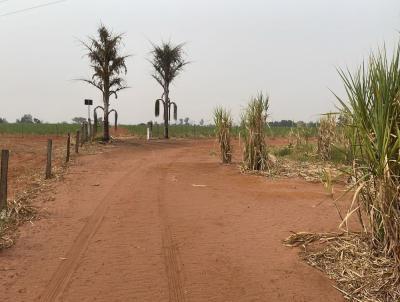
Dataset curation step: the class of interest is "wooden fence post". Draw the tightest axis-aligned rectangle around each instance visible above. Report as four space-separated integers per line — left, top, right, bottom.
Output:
88 120 92 141
90 124 94 141
75 131 80 154
80 124 85 147
84 123 87 142
84 123 88 143
80 124 84 145
45 139 52 179
93 121 97 140
0 150 9 210
66 133 71 163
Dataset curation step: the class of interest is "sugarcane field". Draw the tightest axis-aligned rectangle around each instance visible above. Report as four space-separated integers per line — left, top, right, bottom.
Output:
0 1 399 301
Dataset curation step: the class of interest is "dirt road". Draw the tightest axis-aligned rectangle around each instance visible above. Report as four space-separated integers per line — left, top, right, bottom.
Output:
0 139 343 301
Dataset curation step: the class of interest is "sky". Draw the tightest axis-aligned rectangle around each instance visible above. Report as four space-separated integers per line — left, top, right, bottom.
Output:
0 0 399 124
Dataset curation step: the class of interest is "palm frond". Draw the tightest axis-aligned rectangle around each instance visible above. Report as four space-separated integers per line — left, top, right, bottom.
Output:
108 109 118 130
80 24 129 100
172 103 177 121
155 99 161 117
149 41 188 90
77 78 103 92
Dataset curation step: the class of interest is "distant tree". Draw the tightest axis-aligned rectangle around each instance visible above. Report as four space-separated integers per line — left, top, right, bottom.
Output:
179 118 183 125
17 114 33 123
296 121 306 128
151 41 188 139
184 117 189 125
199 119 204 126
80 24 129 141
72 117 87 124
307 121 317 128
0 117 8 123
33 118 42 124
268 120 295 127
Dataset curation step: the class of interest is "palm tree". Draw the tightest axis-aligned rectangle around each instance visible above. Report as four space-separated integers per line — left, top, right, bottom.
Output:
80 25 129 141
150 41 188 139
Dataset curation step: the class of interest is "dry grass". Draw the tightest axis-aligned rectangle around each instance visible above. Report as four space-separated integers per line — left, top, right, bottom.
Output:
317 113 337 161
250 155 346 184
0 140 105 250
288 125 313 148
284 232 400 302
0 169 52 250
214 107 233 164
241 93 269 171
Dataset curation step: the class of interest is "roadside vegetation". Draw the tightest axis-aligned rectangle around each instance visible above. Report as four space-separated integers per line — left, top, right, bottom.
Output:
214 107 233 164
286 42 400 302
0 122 315 138
317 113 337 161
241 93 270 171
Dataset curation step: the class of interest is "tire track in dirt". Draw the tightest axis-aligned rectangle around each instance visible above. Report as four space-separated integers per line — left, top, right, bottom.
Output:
157 153 187 302
37 163 143 302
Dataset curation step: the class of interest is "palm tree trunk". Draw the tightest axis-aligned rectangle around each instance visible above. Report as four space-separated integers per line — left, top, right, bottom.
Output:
103 94 110 141
164 88 169 139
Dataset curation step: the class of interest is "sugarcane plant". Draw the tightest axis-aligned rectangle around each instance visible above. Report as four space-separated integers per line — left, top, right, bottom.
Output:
93 106 118 138
150 41 188 139
241 93 269 171
336 109 356 164
317 113 337 160
79 24 129 141
214 107 233 164
335 42 400 272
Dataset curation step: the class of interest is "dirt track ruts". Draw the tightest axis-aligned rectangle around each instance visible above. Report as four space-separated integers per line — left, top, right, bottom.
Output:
0 139 344 301
158 152 187 302
39 163 144 301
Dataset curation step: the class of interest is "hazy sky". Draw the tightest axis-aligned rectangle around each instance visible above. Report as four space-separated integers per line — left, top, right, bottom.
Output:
1 0 399 124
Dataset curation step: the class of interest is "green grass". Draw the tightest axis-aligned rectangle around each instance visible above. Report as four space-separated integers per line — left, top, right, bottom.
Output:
122 124 314 139
272 142 348 165
272 143 316 162
0 123 315 139
121 124 217 138
0 123 80 136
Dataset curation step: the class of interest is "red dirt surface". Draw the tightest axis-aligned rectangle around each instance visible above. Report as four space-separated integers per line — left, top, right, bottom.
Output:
0 135 68 199
0 139 344 301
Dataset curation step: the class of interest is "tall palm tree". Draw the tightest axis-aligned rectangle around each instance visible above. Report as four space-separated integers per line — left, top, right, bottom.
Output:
80 25 129 141
150 41 188 139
